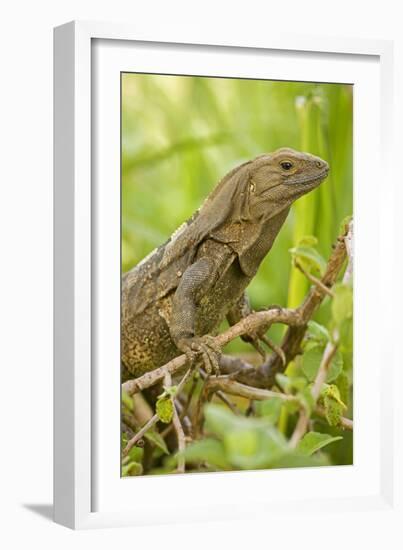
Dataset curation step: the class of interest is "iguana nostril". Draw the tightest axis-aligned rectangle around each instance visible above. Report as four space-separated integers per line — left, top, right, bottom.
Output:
316 161 323 168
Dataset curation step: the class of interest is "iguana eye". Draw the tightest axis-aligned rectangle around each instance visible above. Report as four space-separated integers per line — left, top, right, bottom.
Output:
280 161 293 171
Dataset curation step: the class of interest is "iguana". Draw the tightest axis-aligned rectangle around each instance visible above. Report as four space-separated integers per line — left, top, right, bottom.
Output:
122 148 329 380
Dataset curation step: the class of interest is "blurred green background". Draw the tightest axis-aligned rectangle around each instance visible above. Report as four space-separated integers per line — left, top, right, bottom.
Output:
121 73 353 346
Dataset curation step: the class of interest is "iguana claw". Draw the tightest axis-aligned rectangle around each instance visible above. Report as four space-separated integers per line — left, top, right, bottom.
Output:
177 335 222 376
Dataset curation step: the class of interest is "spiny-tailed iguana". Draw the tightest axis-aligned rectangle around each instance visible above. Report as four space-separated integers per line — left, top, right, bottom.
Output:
122 148 329 380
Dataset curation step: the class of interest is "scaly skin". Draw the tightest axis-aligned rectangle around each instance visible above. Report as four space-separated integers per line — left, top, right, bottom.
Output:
121 148 329 379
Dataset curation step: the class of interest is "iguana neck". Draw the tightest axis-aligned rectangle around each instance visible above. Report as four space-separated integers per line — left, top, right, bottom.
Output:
211 207 291 277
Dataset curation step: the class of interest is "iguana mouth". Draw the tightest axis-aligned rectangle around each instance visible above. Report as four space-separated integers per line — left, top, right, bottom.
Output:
287 168 329 186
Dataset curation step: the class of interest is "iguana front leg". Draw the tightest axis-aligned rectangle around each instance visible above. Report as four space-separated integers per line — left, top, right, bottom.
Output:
227 293 286 365
170 257 221 375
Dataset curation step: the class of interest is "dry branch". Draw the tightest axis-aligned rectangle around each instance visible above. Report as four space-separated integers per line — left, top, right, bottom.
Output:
245 222 350 388
122 307 302 395
204 377 296 402
203 376 353 432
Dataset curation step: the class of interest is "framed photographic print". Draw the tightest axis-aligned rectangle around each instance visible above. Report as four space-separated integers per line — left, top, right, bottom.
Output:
54 21 397 530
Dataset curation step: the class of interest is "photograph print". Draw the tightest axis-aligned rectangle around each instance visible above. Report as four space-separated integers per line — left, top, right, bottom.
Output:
120 73 353 477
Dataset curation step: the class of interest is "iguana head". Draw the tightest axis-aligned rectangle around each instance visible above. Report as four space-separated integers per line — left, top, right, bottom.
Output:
249 147 328 198
240 148 329 220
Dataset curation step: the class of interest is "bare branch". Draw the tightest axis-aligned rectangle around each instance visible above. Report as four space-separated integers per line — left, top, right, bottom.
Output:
199 369 240 414
122 307 302 395
204 376 296 402
295 259 334 297
122 414 159 457
164 372 186 473
172 401 186 473
200 375 353 434
289 339 338 448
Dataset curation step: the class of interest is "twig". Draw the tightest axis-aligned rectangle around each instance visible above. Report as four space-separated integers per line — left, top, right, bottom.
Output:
204 376 296 402
123 367 192 456
173 402 186 472
261 335 286 366
193 381 211 439
312 340 339 401
165 372 186 473
295 259 334 297
122 414 159 457
193 377 295 438
289 339 338 448
122 412 137 434
174 398 193 435
175 366 194 394
199 369 239 414
180 373 199 421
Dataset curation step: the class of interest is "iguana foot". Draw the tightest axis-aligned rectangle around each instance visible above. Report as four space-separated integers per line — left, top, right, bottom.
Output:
177 335 222 376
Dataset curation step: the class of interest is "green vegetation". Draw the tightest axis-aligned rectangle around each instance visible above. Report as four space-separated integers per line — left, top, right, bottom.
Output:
121 74 353 474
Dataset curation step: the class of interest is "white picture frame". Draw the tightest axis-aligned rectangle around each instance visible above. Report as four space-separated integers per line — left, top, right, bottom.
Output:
54 20 398 530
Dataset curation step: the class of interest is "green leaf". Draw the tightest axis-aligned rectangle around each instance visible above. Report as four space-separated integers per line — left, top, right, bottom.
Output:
306 320 330 345
289 376 308 392
297 386 315 416
321 385 347 427
334 371 350 407
203 404 290 470
332 283 353 326
156 397 174 424
182 438 230 469
122 461 143 476
282 399 300 415
270 452 329 469
339 318 353 353
144 430 169 454
204 404 239 436
223 426 287 470
301 345 343 383
298 432 343 456
255 397 283 424
127 445 144 463
289 245 327 277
